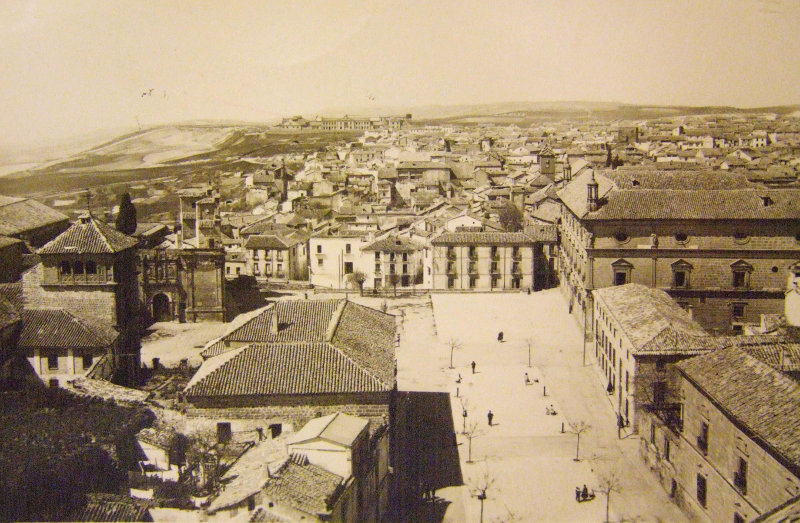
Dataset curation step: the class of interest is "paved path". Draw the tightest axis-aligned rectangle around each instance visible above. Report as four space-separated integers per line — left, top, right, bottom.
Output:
393 289 688 522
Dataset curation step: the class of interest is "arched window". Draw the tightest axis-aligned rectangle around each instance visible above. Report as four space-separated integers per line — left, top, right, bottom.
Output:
60 261 71 275
86 261 97 274
73 261 84 274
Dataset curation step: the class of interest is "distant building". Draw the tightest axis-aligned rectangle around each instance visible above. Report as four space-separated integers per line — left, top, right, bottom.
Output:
558 168 800 335
0 195 70 248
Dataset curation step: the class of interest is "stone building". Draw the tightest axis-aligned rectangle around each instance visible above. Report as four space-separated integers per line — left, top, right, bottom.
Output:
643 344 800 522
22 213 141 385
558 168 800 335
185 298 396 430
0 195 70 248
430 231 535 290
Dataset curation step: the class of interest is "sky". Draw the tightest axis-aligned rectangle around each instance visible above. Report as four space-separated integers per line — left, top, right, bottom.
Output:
2 0 800 150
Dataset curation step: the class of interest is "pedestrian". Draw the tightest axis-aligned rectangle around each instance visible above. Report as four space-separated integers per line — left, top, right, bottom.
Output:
455 373 462 384
487 410 494 426
581 484 589 500
575 486 581 501
524 372 530 385
471 361 476 374
497 331 504 342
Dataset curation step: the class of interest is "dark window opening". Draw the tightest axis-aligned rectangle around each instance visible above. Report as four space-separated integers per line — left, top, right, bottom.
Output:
675 232 688 243
47 354 59 370
86 260 97 274
73 261 84 274
696 474 707 508
614 271 628 286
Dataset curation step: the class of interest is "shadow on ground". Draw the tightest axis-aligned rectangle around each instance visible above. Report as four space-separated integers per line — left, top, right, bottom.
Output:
392 391 462 522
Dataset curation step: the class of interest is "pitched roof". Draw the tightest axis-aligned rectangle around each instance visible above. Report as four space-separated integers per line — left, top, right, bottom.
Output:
287 412 369 447
72 494 152 522
38 214 139 255
330 301 396 387
263 457 343 518
559 169 800 221
0 293 20 330
244 234 289 250
224 300 341 346
593 284 709 353
524 223 558 243
431 231 534 245
184 342 389 397
0 196 69 237
362 235 423 252
19 309 118 349
677 346 800 471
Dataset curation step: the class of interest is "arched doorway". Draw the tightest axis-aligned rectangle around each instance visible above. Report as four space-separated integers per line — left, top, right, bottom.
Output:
152 293 172 322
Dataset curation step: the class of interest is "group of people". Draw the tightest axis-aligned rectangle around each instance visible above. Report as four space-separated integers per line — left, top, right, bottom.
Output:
545 404 557 416
575 484 595 502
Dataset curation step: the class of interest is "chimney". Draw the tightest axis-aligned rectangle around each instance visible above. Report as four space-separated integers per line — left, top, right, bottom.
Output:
270 310 279 334
586 171 599 212
786 279 800 327
563 163 572 184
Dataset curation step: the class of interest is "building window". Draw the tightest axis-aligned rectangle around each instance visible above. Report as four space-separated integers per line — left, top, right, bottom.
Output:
731 302 746 321
614 231 629 244
731 260 753 288
317 259 323 267
85 260 97 274
375 251 380 260
447 276 456 289
650 421 656 444
47 354 59 371
734 457 748 495
469 276 477 289
698 421 709 454
344 262 353 274
674 232 688 244
611 259 632 286
491 275 499 289
671 260 692 289
82 354 93 370
345 243 351 254
733 232 749 244
60 261 72 276
734 513 745 523
316 245 322 254
48 379 59 388
663 436 671 462
696 474 707 508
375 263 381 273
74 261 84 274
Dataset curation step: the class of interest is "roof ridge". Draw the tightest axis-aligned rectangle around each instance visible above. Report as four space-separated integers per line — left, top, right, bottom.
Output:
91 218 116 253
325 299 347 342
185 344 252 394
327 341 390 389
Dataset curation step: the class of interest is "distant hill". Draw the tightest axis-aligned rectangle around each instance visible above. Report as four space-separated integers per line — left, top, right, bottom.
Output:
321 100 800 123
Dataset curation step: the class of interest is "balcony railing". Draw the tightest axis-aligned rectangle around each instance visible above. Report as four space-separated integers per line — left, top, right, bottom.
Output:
446 265 457 275
468 252 478 260
468 264 478 274
490 252 500 261
512 265 522 275
446 251 456 260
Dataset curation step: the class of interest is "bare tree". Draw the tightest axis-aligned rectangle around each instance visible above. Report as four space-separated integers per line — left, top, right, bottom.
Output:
472 466 496 523
464 420 481 464
596 472 623 523
448 337 462 369
498 201 524 232
459 397 470 434
567 421 591 461
524 337 533 368
386 273 400 297
185 429 222 493
348 270 367 295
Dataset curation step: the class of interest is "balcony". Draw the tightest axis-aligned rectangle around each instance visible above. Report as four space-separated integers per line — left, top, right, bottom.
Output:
512 265 522 275
512 251 522 261
446 265 457 275
490 252 500 261
446 252 456 261
468 252 478 261
468 264 478 274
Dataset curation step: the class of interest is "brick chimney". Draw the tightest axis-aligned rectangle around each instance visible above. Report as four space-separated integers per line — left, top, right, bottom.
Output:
270 310 279 334
586 171 599 212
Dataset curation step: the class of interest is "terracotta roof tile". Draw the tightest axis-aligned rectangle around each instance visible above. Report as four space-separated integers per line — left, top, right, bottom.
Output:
432 231 534 245
0 197 69 237
677 346 800 470
263 458 343 517
185 342 389 397
38 215 139 255
19 309 118 349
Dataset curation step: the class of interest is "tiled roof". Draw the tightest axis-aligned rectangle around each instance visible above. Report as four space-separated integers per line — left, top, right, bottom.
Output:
741 342 800 373
0 282 22 312
587 189 800 221
330 301 396 387
431 231 534 245
184 342 389 397
207 438 287 513
524 223 558 242
0 196 69 237
72 494 152 522
362 235 423 252
559 169 800 220
226 300 341 345
263 458 343 517
38 214 139 254
136 423 178 449
244 234 289 250
677 346 800 470
19 309 118 349
594 284 708 352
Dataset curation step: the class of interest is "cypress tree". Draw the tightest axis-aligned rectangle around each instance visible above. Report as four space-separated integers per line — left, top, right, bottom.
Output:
115 193 137 235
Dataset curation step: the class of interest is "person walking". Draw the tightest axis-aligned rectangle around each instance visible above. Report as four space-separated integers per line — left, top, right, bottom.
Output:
524 372 530 385
487 410 494 426
581 484 589 500
471 361 476 374
575 486 581 502
497 331 504 342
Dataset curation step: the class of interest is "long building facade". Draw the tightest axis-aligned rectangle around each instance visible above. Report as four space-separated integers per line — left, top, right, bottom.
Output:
558 168 800 335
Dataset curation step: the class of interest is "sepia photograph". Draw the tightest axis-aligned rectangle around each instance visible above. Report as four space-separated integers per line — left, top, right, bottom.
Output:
1 1 799 521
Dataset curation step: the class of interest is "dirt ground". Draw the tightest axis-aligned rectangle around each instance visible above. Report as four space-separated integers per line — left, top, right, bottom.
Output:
393 290 688 523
